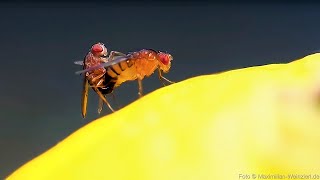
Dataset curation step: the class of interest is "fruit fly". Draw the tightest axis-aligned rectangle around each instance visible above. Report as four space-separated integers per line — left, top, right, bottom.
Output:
75 48 174 112
75 42 126 118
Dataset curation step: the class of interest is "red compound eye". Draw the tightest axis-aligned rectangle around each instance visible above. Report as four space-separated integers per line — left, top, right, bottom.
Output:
91 43 104 53
159 53 170 65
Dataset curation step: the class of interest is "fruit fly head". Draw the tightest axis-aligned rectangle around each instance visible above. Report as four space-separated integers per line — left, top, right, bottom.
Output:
158 51 173 73
90 42 108 57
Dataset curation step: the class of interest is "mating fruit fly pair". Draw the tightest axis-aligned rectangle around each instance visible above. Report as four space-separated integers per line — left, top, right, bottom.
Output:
74 43 174 118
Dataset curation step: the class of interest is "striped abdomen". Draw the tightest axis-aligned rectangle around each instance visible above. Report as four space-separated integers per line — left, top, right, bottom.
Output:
105 49 161 88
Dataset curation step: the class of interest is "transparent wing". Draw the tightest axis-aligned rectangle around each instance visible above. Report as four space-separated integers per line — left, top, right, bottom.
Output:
75 56 129 75
74 61 84 65
74 54 124 66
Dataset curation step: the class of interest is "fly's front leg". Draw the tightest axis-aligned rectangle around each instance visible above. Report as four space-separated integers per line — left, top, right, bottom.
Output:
93 87 115 112
137 78 143 98
89 77 105 89
110 92 120 109
158 68 175 87
90 72 105 85
97 97 103 114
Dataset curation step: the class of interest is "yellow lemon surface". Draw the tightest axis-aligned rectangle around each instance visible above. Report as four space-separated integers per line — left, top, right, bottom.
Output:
7 53 320 180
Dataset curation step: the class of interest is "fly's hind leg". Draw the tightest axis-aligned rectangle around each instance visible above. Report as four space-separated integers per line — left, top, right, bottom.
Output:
158 68 175 87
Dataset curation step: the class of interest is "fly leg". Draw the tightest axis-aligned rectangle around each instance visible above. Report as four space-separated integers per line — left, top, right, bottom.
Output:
158 68 175 86
97 97 103 114
93 87 115 112
110 92 121 109
90 78 113 113
90 78 105 88
90 72 105 85
91 78 112 113
110 51 126 57
107 51 127 61
137 78 143 98
81 78 89 118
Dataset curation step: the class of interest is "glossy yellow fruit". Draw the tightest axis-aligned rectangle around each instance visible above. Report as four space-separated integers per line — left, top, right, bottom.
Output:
7 53 320 180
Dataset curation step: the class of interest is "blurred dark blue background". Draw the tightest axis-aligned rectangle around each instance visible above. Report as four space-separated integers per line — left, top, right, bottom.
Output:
1 2 320 178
